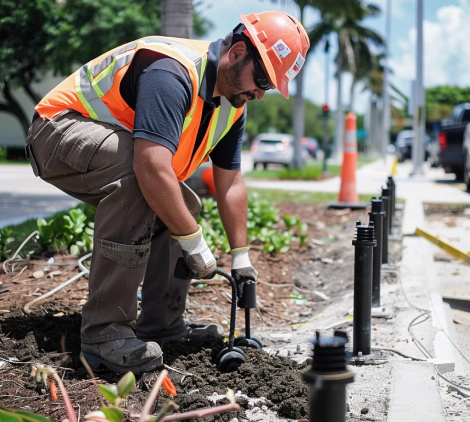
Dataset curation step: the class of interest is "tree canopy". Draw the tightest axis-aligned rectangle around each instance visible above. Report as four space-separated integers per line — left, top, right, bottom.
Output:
426 85 470 123
0 0 212 136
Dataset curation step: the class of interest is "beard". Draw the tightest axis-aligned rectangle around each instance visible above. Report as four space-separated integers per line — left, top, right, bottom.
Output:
223 59 256 108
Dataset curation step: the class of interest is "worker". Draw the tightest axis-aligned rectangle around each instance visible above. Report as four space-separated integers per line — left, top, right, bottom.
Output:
25 11 310 375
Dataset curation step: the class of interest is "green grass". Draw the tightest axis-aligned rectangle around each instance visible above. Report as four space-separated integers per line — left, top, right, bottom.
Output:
247 188 375 205
245 161 341 179
245 155 376 180
0 160 29 165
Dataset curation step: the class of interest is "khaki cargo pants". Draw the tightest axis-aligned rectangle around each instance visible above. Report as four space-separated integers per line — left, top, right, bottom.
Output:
26 110 199 344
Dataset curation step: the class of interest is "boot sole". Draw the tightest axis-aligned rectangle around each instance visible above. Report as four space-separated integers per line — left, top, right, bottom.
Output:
81 351 163 375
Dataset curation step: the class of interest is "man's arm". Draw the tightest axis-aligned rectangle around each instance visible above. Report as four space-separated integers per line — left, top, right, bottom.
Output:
133 138 199 236
212 164 248 248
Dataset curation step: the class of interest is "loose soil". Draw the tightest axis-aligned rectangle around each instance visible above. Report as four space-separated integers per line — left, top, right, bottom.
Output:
0 202 396 421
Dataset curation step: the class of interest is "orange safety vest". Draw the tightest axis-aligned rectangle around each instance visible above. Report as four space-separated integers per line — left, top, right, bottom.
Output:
36 36 245 182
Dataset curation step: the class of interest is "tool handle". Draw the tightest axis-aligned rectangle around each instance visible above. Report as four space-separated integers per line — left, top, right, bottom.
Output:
174 257 193 279
174 257 237 351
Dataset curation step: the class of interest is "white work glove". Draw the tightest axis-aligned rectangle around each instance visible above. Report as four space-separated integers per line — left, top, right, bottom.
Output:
230 246 258 299
172 225 216 279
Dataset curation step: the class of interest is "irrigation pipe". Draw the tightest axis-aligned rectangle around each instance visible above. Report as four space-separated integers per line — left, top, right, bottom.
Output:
24 253 92 314
370 346 426 361
3 230 39 273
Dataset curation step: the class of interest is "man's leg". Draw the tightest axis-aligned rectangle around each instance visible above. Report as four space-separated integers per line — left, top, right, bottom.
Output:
26 111 162 373
137 183 223 343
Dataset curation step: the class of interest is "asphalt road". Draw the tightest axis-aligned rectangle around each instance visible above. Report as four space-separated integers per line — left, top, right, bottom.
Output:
0 165 80 228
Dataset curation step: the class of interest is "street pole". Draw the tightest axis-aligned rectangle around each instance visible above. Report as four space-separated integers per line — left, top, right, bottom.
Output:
382 0 391 163
322 38 330 175
411 0 425 175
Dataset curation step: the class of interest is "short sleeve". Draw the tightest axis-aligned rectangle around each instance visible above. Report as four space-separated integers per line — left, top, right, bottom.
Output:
132 58 193 154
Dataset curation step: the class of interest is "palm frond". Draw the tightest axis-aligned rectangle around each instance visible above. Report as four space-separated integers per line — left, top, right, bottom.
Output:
308 20 334 51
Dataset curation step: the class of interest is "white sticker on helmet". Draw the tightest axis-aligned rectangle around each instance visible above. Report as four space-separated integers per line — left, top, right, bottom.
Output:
273 39 291 59
286 53 305 82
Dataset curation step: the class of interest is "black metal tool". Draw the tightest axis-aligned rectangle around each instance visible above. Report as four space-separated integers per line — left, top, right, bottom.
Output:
175 257 255 372
234 280 263 349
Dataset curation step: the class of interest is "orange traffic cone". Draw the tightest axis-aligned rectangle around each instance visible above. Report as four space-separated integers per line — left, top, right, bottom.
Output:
201 166 216 196
328 112 367 210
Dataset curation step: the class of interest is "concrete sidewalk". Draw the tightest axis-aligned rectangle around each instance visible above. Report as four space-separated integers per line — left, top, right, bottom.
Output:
246 154 470 205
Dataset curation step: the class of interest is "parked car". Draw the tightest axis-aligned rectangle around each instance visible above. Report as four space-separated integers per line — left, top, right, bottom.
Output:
301 136 322 159
250 133 308 169
395 129 436 165
462 122 470 191
395 130 414 162
438 103 470 180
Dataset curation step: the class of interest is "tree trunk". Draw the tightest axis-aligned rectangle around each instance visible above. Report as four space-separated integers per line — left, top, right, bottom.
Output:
0 82 30 138
161 0 193 38
334 69 344 163
349 79 357 112
292 7 306 170
292 67 305 169
24 84 42 105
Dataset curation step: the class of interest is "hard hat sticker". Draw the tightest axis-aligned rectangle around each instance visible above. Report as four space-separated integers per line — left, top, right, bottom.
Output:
286 53 305 81
273 39 291 59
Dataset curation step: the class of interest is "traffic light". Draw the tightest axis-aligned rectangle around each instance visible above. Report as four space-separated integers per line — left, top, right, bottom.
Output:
322 103 330 118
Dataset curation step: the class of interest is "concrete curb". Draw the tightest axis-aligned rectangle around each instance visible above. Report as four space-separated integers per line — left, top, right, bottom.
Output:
387 196 460 418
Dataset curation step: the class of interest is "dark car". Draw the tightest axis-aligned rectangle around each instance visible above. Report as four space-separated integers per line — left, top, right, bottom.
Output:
462 122 470 191
395 129 435 164
438 103 470 180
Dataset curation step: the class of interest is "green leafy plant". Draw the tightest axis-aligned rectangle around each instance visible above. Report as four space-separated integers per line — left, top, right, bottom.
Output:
2 193 307 262
36 205 94 256
95 371 136 422
198 193 308 254
0 227 15 260
0 408 51 422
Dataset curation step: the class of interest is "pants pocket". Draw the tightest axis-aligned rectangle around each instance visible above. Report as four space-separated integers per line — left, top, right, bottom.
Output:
55 120 125 173
25 144 40 177
99 238 151 267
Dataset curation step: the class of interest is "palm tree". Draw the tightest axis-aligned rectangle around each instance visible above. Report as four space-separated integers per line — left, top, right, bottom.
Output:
161 0 193 38
265 1 379 167
309 2 383 162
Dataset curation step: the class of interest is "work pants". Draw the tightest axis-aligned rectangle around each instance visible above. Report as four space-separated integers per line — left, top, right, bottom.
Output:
26 111 199 344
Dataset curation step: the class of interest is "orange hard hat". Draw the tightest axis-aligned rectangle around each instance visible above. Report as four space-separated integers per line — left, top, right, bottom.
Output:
240 11 310 99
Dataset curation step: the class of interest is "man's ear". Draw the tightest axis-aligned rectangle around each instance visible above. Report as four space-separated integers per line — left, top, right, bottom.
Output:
228 40 248 64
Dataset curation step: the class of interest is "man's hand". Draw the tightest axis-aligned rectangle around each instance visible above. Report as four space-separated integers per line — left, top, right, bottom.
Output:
230 247 258 300
172 225 216 279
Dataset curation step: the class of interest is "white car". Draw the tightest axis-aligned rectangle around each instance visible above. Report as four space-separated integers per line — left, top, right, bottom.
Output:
250 133 308 169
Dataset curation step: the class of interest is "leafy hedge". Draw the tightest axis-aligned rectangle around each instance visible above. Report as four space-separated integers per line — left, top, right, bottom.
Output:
0 195 307 260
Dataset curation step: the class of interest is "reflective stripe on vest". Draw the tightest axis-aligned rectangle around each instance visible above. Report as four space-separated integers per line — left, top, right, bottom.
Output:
64 36 244 182
195 97 238 169
182 54 208 132
75 37 207 131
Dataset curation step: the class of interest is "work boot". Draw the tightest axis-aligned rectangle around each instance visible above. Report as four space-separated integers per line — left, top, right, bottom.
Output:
140 322 224 346
81 338 163 375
